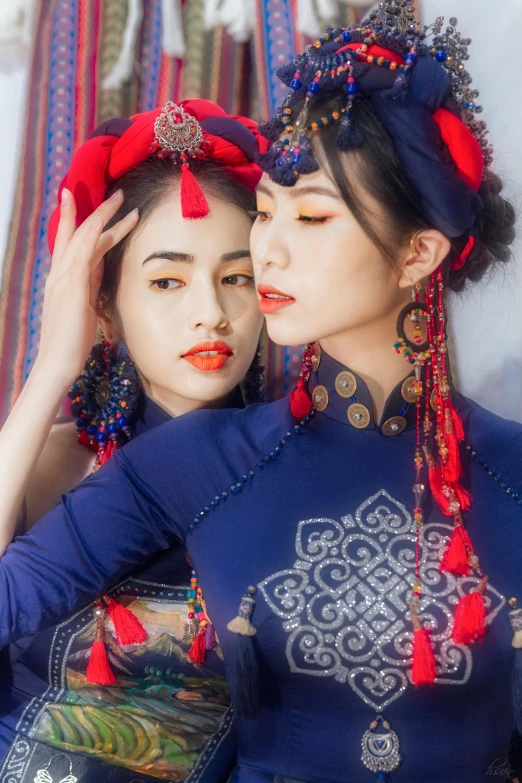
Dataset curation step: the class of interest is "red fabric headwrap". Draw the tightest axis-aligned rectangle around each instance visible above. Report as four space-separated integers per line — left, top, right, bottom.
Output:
48 99 269 254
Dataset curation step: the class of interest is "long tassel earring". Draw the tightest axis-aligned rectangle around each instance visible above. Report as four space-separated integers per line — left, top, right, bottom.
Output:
396 243 488 689
395 267 437 686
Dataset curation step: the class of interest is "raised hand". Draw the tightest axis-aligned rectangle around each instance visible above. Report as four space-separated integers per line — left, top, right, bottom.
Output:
36 188 139 388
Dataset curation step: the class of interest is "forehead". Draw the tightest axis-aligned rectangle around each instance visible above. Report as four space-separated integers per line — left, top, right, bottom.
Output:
127 192 252 258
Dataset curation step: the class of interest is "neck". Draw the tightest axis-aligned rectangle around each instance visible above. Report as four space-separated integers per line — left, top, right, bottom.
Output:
139 380 240 419
320 307 410 422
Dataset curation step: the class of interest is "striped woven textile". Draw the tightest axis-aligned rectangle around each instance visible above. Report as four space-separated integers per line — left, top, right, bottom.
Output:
0 0 372 421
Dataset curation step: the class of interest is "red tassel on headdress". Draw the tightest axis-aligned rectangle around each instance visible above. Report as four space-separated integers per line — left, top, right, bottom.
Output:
104 596 148 646
411 626 437 686
180 163 209 219
188 627 207 664
290 379 313 420
439 523 472 576
86 638 118 685
452 579 487 645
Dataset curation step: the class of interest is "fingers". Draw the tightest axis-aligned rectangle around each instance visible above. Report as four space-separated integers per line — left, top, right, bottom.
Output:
51 188 77 265
94 208 140 264
65 189 125 263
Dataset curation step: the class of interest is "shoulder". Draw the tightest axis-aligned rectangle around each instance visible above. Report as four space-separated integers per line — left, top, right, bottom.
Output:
122 397 293 468
117 399 294 531
458 394 522 493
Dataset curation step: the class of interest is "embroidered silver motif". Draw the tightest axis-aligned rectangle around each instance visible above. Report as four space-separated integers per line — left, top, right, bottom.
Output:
258 489 506 712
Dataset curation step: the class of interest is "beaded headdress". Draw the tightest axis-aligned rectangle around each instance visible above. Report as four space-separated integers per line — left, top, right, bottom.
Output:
257 0 487 249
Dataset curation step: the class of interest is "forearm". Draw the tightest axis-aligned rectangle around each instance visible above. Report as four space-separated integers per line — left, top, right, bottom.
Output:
0 451 172 646
0 359 70 554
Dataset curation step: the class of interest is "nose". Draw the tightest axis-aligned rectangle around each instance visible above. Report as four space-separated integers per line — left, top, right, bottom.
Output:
187 277 229 332
251 215 291 271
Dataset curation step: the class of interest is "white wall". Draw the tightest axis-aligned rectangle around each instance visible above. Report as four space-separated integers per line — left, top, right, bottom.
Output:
421 0 522 422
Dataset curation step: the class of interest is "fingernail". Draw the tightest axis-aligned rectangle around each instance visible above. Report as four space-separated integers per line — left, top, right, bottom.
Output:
127 208 139 219
109 189 123 203
61 188 70 205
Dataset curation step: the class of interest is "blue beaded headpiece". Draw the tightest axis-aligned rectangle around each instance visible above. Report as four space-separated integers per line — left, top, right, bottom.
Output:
256 0 490 237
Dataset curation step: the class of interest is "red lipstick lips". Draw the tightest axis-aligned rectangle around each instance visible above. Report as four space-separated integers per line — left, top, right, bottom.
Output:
182 340 233 372
257 284 296 315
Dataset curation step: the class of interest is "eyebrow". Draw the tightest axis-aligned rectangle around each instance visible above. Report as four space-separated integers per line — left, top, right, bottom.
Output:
256 183 340 201
142 249 251 265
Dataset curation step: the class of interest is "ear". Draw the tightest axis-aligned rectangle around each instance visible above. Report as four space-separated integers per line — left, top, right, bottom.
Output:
97 308 122 345
397 229 451 289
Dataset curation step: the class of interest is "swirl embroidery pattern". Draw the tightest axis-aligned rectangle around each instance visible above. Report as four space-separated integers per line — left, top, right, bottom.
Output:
258 489 505 712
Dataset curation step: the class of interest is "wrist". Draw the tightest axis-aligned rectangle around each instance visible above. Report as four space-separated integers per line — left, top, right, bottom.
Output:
30 357 74 400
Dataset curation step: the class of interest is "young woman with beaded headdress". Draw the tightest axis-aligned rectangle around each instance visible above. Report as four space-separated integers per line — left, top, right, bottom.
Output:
0 3 520 782
0 100 268 782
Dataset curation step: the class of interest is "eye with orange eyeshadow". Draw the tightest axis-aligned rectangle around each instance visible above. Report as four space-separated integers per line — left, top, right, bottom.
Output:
222 270 255 287
149 276 186 292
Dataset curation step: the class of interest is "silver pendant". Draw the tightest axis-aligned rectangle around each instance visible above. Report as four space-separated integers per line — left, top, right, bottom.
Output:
361 713 401 776
34 753 78 783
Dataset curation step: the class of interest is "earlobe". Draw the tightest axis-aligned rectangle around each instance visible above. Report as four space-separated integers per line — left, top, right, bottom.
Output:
398 229 451 289
97 311 122 345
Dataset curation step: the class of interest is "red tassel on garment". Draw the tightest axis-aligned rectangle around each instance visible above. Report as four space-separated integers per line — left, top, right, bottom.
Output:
411 626 437 686
188 628 207 664
86 639 118 685
104 597 148 646
439 524 472 576
290 380 313 420
180 164 209 219
452 583 487 645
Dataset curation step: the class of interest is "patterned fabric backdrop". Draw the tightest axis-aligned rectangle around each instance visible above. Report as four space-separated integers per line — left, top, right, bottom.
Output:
0 0 373 422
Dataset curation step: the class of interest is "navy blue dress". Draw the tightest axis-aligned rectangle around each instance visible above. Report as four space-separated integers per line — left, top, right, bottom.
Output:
0 394 241 783
0 352 519 783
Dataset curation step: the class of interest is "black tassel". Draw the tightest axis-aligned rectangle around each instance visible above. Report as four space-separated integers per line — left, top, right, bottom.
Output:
293 152 320 175
275 63 295 87
227 586 261 720
509 599 522 733
271 166 299 187
259 120 284 143
337 123 363 152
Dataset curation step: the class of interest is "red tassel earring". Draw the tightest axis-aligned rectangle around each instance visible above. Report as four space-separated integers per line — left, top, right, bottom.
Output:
290 342 316 420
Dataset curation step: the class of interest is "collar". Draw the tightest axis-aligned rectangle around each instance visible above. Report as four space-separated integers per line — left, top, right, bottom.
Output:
132 385 246 439
308 345 417 435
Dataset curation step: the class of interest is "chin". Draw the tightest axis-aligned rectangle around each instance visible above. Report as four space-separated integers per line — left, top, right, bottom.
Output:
265 319 317 349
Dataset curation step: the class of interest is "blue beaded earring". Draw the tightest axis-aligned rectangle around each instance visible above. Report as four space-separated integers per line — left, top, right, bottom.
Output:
68 338 140 468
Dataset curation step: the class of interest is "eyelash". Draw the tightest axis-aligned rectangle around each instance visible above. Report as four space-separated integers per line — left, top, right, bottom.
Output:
251 210 329 226
149 274 254 292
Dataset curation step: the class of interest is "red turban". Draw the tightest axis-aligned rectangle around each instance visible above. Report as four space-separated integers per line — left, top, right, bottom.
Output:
48 99 269 254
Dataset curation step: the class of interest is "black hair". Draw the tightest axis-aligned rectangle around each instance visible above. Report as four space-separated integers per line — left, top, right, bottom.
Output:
303 93 516 293
99 156 255 309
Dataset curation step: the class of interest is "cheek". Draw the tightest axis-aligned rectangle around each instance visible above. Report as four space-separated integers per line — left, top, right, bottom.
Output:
115 281 185 360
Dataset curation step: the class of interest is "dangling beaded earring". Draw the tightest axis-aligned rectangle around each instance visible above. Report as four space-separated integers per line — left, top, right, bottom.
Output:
396 235 488 688
68 337 140 471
